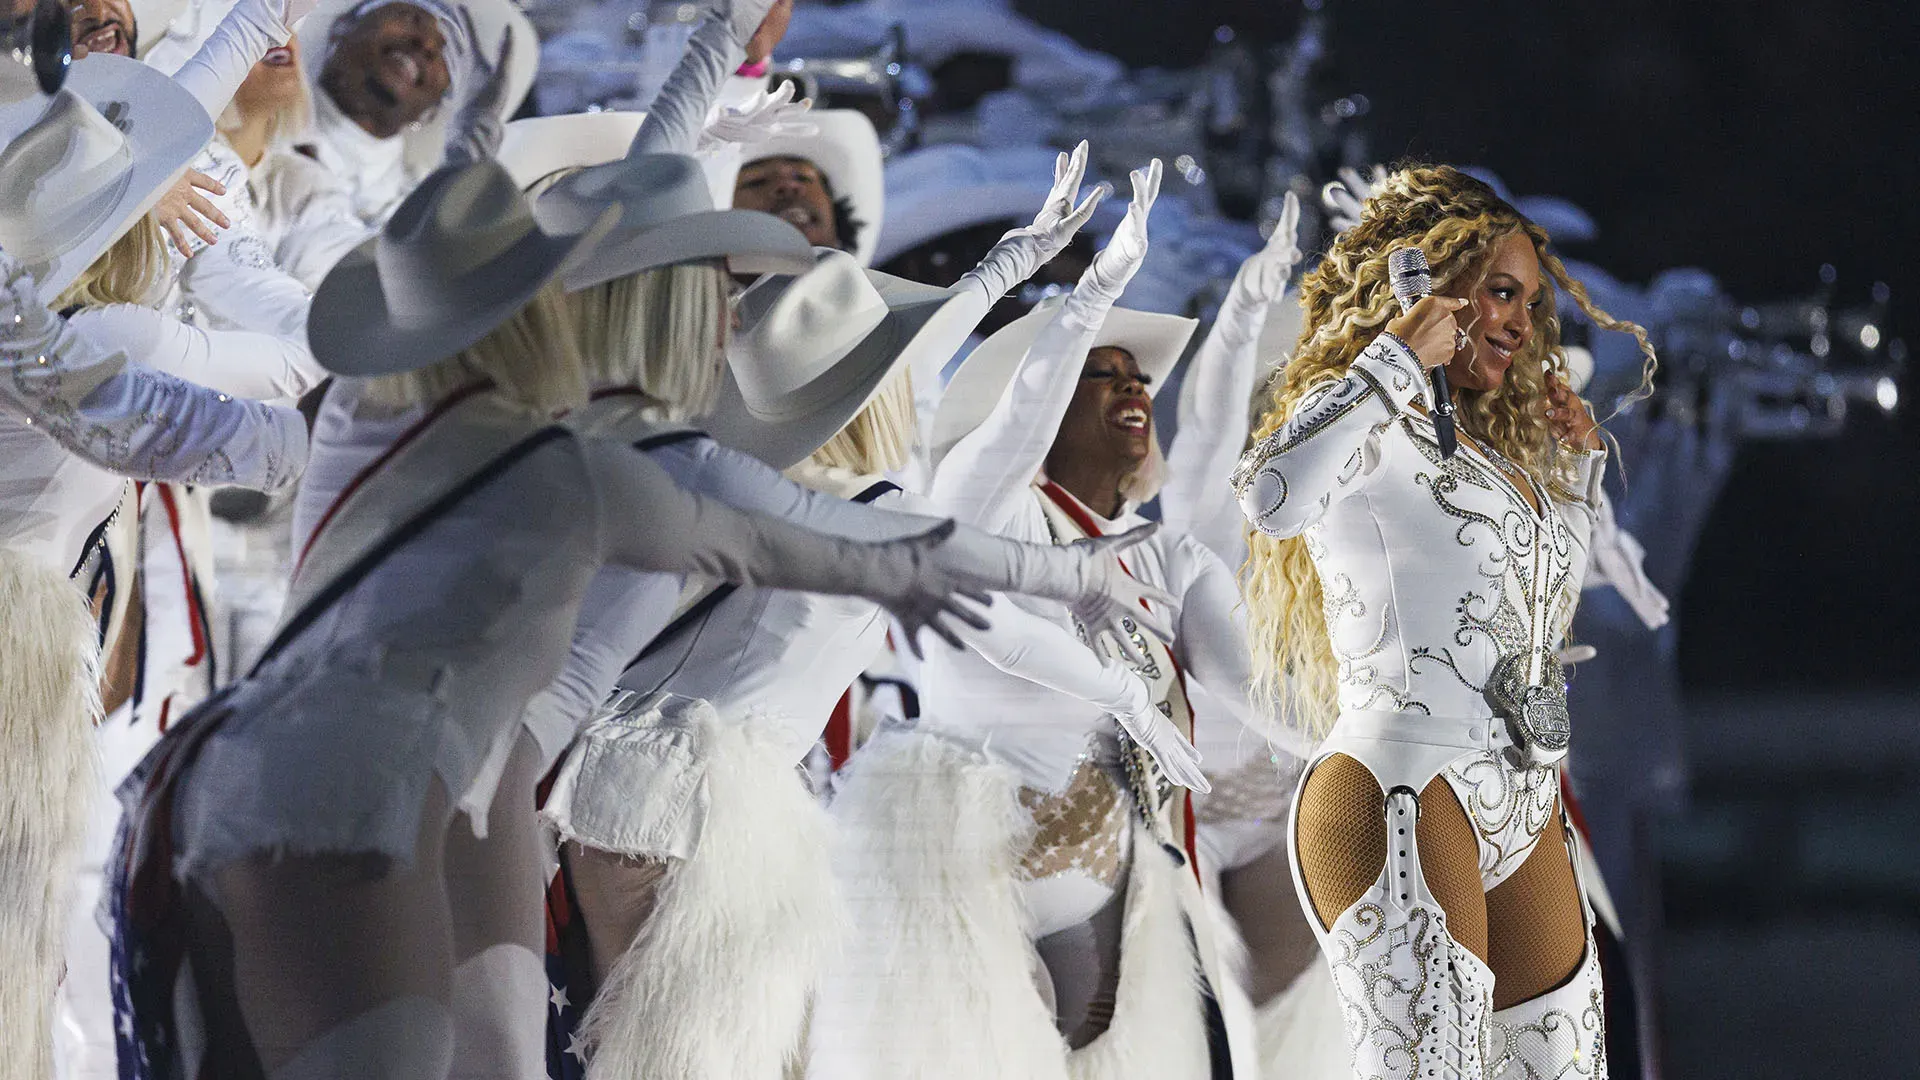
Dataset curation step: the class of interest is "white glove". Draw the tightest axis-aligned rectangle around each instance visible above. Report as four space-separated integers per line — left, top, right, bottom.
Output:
1103 664 1208 792
957 140 1111 305
1235 190 1302 307
1063 525 1176 650
1074 158 1161 308
698 80 817 151
1587 496 1671 630
1320 164 1387 235
442 11 514 167
704 0 778 49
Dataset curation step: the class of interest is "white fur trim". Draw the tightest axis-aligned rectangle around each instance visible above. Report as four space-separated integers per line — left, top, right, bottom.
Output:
1063 830 1212 1080
579 709 843 1079
1255 963 1350 1080
0 549 100 1080
1201 884 1263 1080
808 730 1068 1080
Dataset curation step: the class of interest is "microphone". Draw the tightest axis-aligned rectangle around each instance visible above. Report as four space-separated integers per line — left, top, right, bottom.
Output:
1387 247 1457 458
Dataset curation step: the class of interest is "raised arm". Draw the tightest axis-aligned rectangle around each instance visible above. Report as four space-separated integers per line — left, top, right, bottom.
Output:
930 159 1161 533
628 0 777 158
1233 329 1433 539
0 259 307 491
169 0 291 119
1163 192 1300 555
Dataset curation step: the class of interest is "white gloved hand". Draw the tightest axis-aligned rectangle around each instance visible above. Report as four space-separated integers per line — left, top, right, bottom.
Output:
1235 190 1303 306
1108 681 1208 792
442 11 513 167
957 141 1111 304
699 80 817 150
1321 164 1388 235
1074 158 1161 308
1064 524 1176 650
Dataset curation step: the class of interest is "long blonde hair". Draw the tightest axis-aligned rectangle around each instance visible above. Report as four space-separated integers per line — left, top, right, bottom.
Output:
811 366 915 474
358 282 588 413
1242 164 1655 740
53 216 170 311
570 262 731 418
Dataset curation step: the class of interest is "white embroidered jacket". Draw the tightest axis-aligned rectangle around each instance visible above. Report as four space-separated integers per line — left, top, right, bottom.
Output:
1234 333 1606 720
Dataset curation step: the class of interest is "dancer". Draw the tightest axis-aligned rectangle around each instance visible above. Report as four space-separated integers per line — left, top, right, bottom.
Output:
1235 164 1655 1080
814 159 1283 1080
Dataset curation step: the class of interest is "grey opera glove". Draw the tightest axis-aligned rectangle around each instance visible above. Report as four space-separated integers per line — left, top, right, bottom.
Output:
1065 157 1161 318
441 10 514 168
956 140 1111 306
0 253 308 491
700 0 779 52
921 518 1177 653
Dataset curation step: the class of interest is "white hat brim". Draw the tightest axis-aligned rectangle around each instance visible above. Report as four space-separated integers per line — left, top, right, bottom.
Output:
557 207 816 291
742 110 884 266
308 204 616 377
296 0 535 172
701 275 975 470
930 296 1197 466
496 111 647 191
0 53 213 304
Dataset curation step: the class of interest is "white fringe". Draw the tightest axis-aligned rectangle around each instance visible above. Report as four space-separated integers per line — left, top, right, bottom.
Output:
1062 830 1212 1080
1255 962 1350 1080
0 549 101 1080
579 708 844 1080
807 731 1068 1080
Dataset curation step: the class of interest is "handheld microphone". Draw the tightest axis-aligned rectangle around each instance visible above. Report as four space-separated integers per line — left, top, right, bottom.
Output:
1387 247 1457 458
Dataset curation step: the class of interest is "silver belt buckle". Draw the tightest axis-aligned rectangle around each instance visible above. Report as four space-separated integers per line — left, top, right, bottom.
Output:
1486 652 1572 770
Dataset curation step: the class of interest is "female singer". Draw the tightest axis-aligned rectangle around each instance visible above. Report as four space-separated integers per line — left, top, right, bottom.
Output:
1235 164 1655 1080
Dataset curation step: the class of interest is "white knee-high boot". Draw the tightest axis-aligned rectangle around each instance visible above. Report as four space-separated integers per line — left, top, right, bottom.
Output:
1318 788 1496 1080
1485 924 1606 1080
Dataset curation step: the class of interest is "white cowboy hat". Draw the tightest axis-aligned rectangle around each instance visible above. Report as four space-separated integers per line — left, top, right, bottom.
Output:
0 53 211 302
296 0 536 175
308 158 618 376
701 248 978 469
740 108 884 267
535 151 815 291
496 110 645 192
497 110 740 210
930 295 1197 466
872 143 1058 265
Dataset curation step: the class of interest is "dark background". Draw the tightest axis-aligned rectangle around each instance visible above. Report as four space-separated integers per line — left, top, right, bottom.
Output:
1016 0 1920 695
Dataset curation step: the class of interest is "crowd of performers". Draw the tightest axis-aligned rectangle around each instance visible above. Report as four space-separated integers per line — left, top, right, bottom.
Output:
0 0 1696 1077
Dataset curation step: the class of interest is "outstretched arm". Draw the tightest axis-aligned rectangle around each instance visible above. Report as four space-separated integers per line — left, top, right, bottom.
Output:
0 259 307 492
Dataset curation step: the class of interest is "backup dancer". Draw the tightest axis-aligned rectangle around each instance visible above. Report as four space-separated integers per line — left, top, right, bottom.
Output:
1235 165 1656 1080
814 159 1289 1080
0 50 313 1079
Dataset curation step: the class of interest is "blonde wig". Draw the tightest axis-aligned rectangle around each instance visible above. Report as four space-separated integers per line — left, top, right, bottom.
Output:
53 216 170 312
1241 164 1656 741
571 262 732 419
811 367 916 475
357 282 588 413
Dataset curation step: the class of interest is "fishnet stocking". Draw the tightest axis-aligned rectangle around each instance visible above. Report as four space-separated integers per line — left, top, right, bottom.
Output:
1295 754 1489 963
1485 807 1586 1009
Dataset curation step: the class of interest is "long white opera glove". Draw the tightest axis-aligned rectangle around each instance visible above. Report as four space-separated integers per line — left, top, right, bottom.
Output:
699 80 817 151
0 255 307 491
1321 164 1387 235
930 160 1163 534
441 10 516 167
630 17 744 157
928 520 1176 649
1163 191 1301 554
953 140 1111 308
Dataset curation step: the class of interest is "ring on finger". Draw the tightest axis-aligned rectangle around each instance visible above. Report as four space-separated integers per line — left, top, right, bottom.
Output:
1453 327 1468 351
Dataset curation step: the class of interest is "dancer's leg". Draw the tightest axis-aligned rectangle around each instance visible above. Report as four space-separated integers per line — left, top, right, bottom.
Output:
1483 807 1606 1078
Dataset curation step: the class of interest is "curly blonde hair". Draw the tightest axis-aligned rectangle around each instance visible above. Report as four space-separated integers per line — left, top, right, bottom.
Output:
53 216 170 312
1242 164 1655 741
